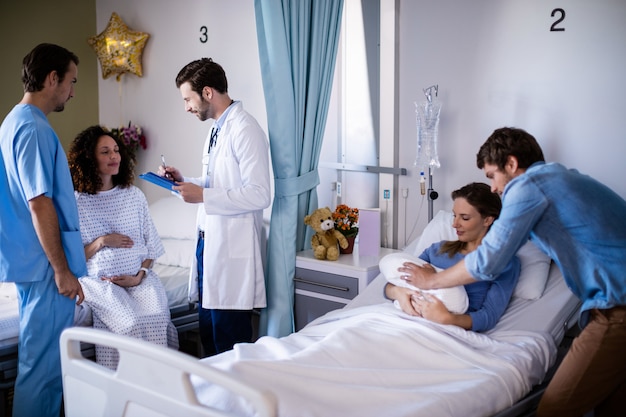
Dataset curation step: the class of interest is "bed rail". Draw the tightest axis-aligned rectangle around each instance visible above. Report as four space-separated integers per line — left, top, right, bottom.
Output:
60 327 277 417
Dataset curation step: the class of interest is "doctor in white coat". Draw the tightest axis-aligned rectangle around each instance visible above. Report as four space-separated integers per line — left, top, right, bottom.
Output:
160 58 271 356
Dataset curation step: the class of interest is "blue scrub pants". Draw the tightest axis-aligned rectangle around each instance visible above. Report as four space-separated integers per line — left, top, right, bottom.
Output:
14 276 75 417
196 235 252 357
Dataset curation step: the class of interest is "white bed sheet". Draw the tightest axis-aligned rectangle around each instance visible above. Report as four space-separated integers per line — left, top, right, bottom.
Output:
350 262 579 341
152 262 190 308
0 283 19 343
487 263 579 340
191 262 579 417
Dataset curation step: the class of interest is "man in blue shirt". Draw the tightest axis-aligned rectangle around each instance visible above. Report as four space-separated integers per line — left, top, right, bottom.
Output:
0 43 86 417
400 127 625 417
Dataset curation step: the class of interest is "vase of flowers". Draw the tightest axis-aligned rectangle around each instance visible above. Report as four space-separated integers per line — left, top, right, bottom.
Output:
333 204 359 254
109 122 147 161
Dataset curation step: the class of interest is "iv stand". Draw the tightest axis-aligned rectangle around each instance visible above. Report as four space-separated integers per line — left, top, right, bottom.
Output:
419 84 440 222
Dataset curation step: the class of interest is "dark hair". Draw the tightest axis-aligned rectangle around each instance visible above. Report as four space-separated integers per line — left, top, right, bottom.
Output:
476 127 545 171
21 43 79 93
175 58 228 95
439 182 502 257
68 125 135 194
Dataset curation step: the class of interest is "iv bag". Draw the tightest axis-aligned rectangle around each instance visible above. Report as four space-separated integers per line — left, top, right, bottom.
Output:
414 100 442 170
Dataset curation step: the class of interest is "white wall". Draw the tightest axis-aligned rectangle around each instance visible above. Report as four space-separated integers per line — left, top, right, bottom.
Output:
95 0 267 204
96 0 626 249
395 0 626 246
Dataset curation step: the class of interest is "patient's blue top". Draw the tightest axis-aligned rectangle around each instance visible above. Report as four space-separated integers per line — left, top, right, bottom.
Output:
420 241 519 332
465 161 626 320
0 104 86 282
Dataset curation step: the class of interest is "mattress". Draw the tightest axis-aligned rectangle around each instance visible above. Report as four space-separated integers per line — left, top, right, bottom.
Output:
486 262 579 340
0 285 18 349
152 263 191 308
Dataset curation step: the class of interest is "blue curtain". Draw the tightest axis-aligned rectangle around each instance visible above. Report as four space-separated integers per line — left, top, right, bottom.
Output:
255 0 344 337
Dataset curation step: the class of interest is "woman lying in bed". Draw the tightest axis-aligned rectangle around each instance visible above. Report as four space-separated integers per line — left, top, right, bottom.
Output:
385 182 520 332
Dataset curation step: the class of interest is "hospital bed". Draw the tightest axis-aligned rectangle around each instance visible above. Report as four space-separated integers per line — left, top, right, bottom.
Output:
0 196 201 415
59 210 582 417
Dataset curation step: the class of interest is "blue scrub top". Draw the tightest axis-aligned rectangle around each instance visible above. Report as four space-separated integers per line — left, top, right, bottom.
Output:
0 104 86 282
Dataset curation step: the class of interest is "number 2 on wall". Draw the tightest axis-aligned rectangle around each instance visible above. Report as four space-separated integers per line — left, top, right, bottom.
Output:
550 8 565 32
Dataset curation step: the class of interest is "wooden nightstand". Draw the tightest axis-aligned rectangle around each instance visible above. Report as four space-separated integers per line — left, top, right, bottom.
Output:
294 246 399 331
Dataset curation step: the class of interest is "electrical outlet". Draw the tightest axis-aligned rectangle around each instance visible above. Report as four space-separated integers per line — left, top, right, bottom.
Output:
401 188 409 198
336 182 342 197
331 182 337 191
383 189 390 200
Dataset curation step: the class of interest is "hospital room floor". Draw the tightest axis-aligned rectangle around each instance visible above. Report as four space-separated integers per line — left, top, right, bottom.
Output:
178 328 203 358
183 310 260 359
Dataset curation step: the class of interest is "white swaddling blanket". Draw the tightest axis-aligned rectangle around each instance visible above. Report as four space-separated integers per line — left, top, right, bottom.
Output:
379 252 470 314
193 302 555 417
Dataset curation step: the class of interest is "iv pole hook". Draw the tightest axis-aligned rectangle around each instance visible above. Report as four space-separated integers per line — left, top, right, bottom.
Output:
423 85 438 103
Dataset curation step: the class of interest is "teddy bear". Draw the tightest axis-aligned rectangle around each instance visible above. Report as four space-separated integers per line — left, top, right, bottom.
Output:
303 207 349 261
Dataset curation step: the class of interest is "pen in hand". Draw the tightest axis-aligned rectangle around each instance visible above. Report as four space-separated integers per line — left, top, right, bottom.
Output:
161 154 172 179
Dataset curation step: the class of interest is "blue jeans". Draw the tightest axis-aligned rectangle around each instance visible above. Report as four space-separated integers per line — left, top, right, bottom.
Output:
196 235 252 357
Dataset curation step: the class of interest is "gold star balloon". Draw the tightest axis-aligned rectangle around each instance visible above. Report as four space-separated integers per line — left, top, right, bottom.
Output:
88 12 150 81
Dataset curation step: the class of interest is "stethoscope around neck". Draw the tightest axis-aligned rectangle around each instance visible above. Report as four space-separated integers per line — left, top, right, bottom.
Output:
208 127 218 155
202 127 219 187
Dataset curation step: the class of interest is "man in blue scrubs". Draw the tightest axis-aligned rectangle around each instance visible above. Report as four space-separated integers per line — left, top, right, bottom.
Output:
400 127 626 417
0 43 86 417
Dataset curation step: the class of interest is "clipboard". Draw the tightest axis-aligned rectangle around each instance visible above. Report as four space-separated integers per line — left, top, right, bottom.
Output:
139 172 178 192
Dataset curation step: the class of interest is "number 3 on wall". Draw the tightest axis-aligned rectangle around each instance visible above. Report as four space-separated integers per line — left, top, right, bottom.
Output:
200 26 208 43
550 8 565 32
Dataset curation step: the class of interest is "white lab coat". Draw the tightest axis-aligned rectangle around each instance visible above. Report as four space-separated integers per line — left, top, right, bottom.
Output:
186 102 271 309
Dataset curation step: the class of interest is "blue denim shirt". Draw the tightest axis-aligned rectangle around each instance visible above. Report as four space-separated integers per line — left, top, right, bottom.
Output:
465 162 626 318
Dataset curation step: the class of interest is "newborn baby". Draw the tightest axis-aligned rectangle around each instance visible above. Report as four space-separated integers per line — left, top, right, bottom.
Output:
380 252 469 314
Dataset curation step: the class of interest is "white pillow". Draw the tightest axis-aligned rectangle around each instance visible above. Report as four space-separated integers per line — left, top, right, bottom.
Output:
156 238 196 268
149 196 199 240
410 210 457 256
514 240 551 300
404 210 551 300
380 252 469 314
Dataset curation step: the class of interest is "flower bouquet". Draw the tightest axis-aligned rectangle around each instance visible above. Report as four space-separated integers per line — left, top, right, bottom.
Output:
110 122 147 159
333 204 359 254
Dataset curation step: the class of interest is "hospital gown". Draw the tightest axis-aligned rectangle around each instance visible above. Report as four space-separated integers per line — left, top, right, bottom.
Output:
76 185 178 369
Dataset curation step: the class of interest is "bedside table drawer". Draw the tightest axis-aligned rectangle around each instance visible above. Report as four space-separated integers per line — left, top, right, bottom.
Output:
294 268 358 300
293 295 345 331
